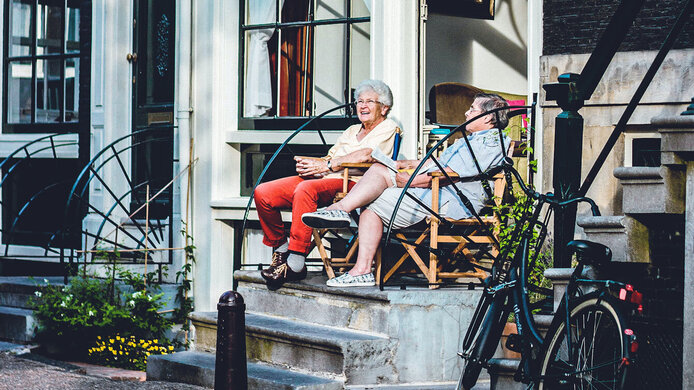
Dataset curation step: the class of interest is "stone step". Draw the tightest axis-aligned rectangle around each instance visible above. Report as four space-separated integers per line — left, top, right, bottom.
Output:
487 358 524 390
193 311 392 385
147 350 343 389
0 306 35 342
225 270 487 385
0 276 64 309
576 215 651 263
235 270 391 334
613 166 685 216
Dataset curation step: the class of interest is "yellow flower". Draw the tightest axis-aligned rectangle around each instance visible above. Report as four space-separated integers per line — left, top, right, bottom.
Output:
168 346 174 351
153 339 158 344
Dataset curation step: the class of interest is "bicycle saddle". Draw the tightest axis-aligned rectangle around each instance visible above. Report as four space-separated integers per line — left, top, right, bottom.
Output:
567 240 612 267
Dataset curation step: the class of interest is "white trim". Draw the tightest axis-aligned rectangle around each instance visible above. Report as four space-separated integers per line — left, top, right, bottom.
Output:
226 129 343 145
623 131 661 168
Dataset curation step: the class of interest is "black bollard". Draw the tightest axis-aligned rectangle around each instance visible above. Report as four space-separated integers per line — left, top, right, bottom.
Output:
214 291 247 390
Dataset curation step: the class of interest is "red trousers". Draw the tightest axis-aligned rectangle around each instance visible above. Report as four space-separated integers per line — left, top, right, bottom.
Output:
254 175 355 254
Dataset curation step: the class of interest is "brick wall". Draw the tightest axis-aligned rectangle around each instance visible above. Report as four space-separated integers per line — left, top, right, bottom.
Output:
544 0 694 55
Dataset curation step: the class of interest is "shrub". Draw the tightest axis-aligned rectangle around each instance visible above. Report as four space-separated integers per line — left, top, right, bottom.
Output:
31 272 172 364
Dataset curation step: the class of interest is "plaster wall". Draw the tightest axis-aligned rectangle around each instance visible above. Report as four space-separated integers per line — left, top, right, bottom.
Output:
540 49 694 224
425 0 528 102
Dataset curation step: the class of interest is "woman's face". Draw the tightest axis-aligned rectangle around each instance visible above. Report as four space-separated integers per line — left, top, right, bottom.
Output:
356 90 389 127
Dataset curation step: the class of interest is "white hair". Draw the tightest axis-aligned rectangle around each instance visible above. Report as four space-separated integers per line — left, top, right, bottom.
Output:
353 79 393 108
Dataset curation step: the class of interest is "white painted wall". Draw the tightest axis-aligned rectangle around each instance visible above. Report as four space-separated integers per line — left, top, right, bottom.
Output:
425 0 528 100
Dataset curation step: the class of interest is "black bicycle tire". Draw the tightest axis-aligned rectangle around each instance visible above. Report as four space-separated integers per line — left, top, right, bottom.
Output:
538 293 632 390
458 293 508 390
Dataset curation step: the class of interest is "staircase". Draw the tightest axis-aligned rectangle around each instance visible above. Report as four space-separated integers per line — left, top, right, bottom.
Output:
149 270 488 389
0 276 61 343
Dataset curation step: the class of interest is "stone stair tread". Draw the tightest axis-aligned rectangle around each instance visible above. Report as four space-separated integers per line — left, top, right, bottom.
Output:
245 312 389 345
147 350 343 389
235 270 390 302
0 305 33 316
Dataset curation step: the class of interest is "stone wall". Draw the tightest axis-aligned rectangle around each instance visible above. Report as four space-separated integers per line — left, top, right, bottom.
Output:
539 49 694 224
544 0 694 55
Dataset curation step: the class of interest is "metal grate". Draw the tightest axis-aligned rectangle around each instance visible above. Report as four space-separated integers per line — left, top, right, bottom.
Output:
628 317 683 390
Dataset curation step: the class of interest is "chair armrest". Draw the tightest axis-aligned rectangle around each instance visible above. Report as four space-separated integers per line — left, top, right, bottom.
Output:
428 171 459 178
340 162 375 168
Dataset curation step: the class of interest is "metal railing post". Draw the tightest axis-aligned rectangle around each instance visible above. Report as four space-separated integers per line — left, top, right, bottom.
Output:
214 291 247 390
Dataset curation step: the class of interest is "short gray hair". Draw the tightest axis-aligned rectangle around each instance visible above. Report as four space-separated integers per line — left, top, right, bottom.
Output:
475 93 509 129
354 79 393 108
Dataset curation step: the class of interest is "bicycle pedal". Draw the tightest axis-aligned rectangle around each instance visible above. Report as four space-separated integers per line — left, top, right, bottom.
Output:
505 333 523 353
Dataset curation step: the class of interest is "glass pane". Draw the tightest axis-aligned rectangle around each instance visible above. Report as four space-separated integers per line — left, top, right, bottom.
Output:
351 0 370 17
141 0 175 106
65 57 79 122
245 0 280 26
36 59 62 123
37 0 64 55
280 26 312 116
7 61 32 124
350 22 370 95
9 0 33 57
313 24 346 115
281 0 309 23
315 0 346 20
65 4 80 53
244 30 278 117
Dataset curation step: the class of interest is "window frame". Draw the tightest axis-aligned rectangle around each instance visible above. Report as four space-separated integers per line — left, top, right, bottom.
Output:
238 0 369 130
3 0 82 134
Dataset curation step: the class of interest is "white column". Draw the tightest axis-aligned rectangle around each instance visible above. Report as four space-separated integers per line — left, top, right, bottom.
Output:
189 0 238 311
527 0 543 189
684 161 694 388
371 0 421 159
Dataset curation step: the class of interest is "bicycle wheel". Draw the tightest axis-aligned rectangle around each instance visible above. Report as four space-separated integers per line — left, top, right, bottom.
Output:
538 293 632 390
457 292 508 390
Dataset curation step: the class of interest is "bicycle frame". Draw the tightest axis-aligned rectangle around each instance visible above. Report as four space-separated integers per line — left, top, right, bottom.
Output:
466 163 624 385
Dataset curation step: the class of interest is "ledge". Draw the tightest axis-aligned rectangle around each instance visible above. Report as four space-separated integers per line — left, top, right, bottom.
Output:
211 197 292 222
226 130 343 145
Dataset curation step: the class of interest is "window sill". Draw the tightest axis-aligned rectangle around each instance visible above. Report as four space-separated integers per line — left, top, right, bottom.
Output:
226 130 343 145
211 197 292 223
0 133 79 159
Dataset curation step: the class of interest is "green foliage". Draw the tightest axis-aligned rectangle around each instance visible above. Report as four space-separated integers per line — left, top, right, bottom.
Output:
173 221 196 331
31 271 172 363
88 334 174 371
493 192 553 315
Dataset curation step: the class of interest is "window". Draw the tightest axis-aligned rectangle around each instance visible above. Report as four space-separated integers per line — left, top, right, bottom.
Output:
3 0 81 133
240 0 370 130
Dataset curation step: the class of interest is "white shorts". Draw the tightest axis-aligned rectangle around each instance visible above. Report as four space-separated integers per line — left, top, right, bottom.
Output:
368 187 448 230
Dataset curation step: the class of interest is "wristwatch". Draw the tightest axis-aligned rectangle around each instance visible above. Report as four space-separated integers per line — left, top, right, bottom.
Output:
326 159 333 172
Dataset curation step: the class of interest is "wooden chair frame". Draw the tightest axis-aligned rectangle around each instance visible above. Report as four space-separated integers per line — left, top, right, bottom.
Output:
379 141 516 288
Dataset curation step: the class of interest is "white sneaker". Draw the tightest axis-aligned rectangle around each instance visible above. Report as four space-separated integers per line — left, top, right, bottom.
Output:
301 209 351 228
326 272 376 287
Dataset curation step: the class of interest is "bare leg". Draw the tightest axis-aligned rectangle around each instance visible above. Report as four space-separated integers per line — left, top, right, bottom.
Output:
327 164 393 212
348 209 383 276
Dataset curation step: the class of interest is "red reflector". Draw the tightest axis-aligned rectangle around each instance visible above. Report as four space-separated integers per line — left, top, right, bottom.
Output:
619 288 627 300
638 305 643 314
630 341 639 353
624 329 634 336
630 290 643 305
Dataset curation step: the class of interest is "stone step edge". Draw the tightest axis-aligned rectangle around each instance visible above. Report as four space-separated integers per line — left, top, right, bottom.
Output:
192 311 389 348
147 350 343 389
235 270 390 303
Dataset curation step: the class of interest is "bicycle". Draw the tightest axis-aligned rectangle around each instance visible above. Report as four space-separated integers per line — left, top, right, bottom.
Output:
454 163 644 390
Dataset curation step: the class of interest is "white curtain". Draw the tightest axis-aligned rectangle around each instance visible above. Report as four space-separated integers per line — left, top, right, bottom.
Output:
244 0 280 117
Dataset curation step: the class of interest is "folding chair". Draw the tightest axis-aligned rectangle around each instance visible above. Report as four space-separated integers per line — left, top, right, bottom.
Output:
311 131 401 281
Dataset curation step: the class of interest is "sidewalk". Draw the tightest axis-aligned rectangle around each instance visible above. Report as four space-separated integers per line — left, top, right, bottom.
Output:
0 350 208 390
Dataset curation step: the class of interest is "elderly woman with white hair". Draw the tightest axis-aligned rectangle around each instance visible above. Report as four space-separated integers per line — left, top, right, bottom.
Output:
255 79 401 287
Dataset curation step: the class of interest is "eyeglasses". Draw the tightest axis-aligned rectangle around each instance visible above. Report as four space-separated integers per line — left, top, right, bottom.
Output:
356 99 380 106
